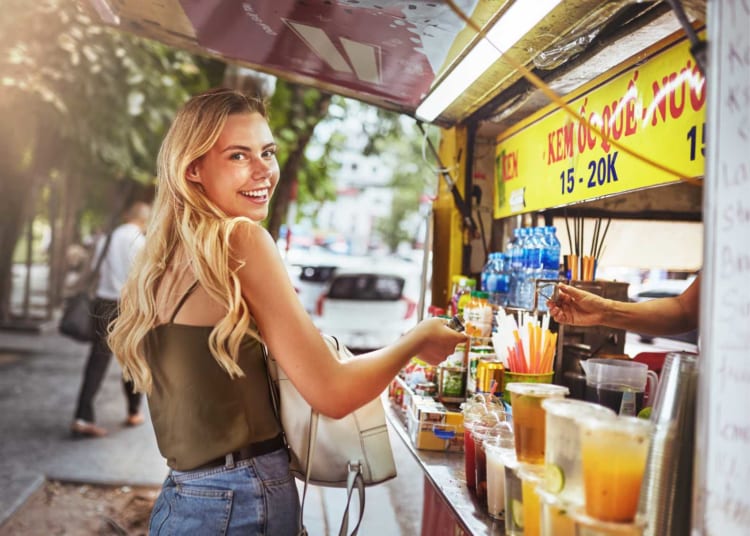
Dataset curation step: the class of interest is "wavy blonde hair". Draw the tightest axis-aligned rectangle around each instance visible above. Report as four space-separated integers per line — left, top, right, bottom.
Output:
109 88 268 394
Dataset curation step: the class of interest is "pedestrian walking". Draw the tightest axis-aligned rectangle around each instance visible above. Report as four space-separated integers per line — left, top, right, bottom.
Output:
71 201 151 438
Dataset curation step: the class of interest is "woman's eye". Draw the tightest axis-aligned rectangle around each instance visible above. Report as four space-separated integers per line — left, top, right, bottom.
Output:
230 152 246 160
262 148 277 159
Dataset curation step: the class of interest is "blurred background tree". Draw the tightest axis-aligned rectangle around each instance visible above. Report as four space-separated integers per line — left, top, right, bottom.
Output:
0 0 223 322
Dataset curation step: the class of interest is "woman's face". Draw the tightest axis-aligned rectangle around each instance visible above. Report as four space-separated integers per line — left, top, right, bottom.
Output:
188 112 279 222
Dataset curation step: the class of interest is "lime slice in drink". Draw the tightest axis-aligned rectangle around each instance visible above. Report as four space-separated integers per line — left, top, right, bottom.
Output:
637 406 652 420
544 463 565 493
512 499 525 529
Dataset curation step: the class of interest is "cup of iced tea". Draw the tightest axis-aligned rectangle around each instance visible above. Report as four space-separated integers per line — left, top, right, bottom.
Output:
506 383 569 464
578 415 653 522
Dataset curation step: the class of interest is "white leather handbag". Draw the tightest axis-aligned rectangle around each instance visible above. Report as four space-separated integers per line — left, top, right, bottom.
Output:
264 334 397 536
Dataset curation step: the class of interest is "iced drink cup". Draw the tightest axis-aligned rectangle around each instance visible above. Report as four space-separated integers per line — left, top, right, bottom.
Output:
485 436 514 520
464 421 479 489
501 449 523 535
541 398 616 506
578 415 653 522
538 489 576 536
517 465 545 536
507 383 569 465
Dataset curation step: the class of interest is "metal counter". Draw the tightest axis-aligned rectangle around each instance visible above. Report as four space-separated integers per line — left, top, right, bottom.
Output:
385 402 504 536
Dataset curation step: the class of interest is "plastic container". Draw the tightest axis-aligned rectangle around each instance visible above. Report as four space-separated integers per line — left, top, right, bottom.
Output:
541 398 616 506
506 383 569 465
485 436 515 521
538 489 576 536
464 290 493 337
501 449 523 535
581 358 658 416
572 511 646 536
517 464 545 536
502 371 554 404
474 423 513 506
578 415 653 523
450 275 474 317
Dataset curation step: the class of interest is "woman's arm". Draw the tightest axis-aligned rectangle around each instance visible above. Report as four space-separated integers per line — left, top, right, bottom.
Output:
232 224 466 419
547 275 700 335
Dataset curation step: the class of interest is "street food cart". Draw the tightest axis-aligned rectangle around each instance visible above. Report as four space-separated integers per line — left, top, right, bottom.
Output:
87 1 749 534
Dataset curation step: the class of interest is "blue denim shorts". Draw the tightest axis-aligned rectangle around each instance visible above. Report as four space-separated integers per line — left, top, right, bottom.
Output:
149 448 300 535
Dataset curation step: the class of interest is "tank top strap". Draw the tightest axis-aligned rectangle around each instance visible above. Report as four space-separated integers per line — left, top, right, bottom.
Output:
169 280 200 323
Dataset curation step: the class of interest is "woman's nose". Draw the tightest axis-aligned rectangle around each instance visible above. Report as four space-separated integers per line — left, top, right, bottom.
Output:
251 157 272 178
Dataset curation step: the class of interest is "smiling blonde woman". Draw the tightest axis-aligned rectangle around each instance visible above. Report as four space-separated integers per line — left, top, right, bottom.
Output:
108 88 466 535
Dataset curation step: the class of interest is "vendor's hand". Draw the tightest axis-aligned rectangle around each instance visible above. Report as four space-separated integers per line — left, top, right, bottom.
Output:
547 284 609 326
411 317 468 366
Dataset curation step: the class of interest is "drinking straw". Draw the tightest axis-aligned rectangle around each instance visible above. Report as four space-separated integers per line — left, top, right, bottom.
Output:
596 218 612 259
564 209 573 254
591 218 601 257
540 332 558 373
513 330 527 372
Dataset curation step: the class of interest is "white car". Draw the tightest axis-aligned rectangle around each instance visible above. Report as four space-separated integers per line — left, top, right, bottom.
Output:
313 270 419 351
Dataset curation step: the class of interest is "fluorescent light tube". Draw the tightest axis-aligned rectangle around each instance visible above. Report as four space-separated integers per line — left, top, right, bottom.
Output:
416 0 564 122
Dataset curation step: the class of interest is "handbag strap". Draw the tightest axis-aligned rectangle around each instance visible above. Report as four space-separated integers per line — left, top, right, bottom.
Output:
81 229 115 292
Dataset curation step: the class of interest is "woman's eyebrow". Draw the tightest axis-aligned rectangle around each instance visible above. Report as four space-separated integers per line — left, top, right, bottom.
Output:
221 144 251 153
221 142 276 153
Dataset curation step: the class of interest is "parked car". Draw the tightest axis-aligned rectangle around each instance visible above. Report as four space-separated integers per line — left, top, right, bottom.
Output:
313 270 418 351
283 246 347 313
629 277 698 344
293 264 338 313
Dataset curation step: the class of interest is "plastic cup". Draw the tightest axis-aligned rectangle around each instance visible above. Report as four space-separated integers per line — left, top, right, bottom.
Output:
538 489 576 536
541 398 616 506
485 436 515 520
464 420 480 489
501 450 523 536
517 465 545 536
579 416 653 523
572 511 646 536
473 426 491 502
506 383 569 464
502 371 554 404
474 422 512 504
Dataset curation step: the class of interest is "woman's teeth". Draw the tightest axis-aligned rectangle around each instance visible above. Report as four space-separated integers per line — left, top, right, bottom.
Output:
241 189 268 198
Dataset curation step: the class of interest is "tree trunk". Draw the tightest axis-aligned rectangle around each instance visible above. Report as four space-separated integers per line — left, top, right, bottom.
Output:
0 114 53 323
267 88 332 240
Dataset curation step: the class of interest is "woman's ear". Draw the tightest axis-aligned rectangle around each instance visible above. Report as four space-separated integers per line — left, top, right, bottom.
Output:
185 162 201 184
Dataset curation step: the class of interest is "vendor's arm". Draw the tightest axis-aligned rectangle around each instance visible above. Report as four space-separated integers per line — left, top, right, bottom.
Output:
547 275 700 336
232 223 466 419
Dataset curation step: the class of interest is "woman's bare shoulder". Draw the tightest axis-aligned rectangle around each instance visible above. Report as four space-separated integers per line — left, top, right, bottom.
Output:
227 219 277 256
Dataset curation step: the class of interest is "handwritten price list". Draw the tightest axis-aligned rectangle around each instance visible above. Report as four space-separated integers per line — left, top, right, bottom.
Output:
697 1 750 534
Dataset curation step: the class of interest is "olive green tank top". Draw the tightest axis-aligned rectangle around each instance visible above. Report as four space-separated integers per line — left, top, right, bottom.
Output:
143 282 281 471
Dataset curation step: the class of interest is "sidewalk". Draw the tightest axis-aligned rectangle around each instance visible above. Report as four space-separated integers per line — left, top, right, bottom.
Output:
0 325 423 535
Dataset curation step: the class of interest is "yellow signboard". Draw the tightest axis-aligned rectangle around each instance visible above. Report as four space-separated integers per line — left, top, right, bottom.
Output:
494 32 706 218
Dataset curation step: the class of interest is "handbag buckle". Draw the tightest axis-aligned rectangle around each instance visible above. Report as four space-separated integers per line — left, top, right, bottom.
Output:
347 461 361 473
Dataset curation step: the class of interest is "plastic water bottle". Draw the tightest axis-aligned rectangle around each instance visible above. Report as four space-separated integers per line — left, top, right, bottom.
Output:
519 228 543 310
483 252 509 307
480 253 496 295
492 253 510 307
542 226 561 282
507 229 524 307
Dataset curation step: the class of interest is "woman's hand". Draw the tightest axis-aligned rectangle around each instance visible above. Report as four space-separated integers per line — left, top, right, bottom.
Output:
547 284 609 326
409 317 468 366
